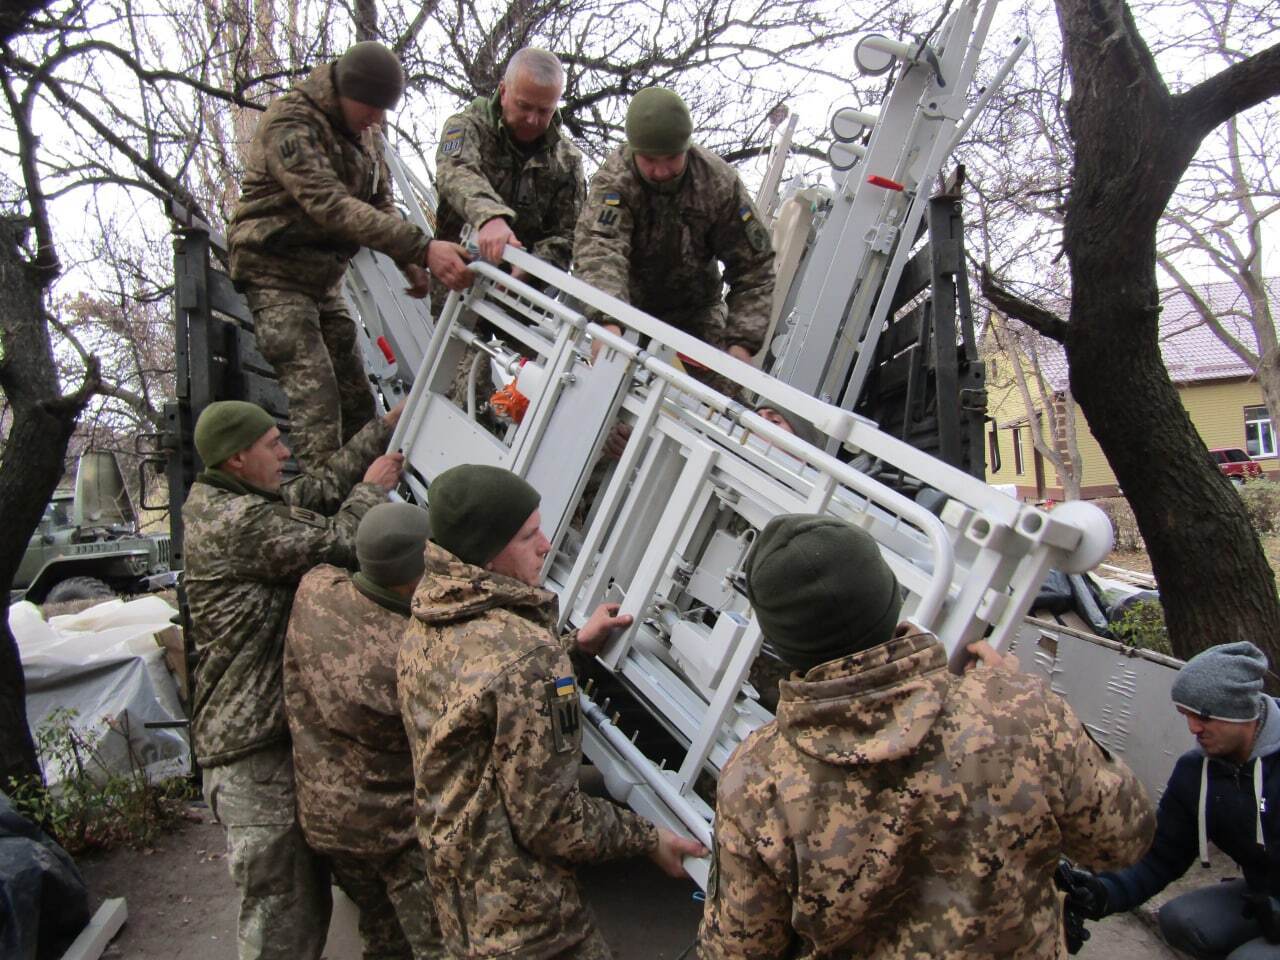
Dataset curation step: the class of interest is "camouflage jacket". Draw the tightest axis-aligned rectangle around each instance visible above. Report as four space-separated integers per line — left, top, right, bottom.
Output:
697 627 1155 960
284 565 416 858
399 542 658 959
183 417 390 767
228 62 429 296
573 144 775 353
435 94 585 270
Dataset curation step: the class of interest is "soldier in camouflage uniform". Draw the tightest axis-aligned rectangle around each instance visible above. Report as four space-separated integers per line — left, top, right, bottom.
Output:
434 48 585 419
284 501 444 960
183 400 404 960
229 41 472 468
398 465 706 958
574 88 775 377
696 514 1156 960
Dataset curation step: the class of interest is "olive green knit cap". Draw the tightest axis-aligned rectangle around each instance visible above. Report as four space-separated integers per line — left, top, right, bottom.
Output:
335 41 405 110
194 401 276 468
357 501 431 587
428 465 541 566
745 514 903 672
625 88 693 155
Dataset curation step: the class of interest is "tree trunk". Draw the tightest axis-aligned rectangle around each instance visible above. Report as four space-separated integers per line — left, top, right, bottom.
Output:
1054 0 1280 672
0 217 93 786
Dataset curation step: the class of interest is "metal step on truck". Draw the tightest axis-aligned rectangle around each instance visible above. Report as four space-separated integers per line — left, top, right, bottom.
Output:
163 0 1185 883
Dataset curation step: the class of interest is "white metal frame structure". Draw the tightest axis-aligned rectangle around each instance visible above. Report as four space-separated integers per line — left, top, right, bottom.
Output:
386 242 1111 885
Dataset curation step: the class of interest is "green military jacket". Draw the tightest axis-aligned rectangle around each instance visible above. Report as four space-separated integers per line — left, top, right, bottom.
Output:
399 542 657 959
183 417 390 767
228 62 429 296
434 93 585 271
284 565 416 859
574 143 775 353
697 628 1156 960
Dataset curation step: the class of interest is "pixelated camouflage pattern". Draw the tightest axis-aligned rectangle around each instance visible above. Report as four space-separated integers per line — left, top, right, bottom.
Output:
229 62 429 296
434 94 586 271
284 564 419 859
399 542 658 959
247 287 376 469
203 744 332 960
697 627 1156 960
329 847 447 960
184 416 391 768
573 144 775 354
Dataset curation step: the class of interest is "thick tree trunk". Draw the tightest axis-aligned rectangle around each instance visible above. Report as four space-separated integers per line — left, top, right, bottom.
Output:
1054 0 1280 671
0 217 92 786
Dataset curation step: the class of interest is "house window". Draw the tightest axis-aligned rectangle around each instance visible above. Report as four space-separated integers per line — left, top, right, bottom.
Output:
987 424 1001 473
1012 426 1025 475
1245 405 1275 458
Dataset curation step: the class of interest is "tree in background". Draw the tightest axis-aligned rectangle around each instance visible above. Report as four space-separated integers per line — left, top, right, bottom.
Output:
984 0 1280 666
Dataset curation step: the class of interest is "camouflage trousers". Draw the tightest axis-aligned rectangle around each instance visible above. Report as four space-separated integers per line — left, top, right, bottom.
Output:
247 286 376 470
203 744 332 960
649 302 745 402
554 926 613 959
329 847 447 960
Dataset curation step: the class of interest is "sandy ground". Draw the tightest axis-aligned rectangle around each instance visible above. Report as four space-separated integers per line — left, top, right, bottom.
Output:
75 804 1180 960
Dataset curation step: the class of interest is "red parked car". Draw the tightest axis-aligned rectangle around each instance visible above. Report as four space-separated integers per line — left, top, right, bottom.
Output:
1211 447 1263 484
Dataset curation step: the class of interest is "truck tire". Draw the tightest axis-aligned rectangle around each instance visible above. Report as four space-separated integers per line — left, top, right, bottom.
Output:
44 576 115 604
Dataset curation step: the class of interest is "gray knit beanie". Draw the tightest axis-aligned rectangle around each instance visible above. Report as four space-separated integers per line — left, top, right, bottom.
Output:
357 502 431 588
335 41 405 110
745 514 902 672
429 465 541 566
1171 640 1269 722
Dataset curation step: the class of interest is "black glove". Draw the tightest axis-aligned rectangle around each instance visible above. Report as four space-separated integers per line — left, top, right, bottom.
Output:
1242 892 1280 944
1058 864 1111 921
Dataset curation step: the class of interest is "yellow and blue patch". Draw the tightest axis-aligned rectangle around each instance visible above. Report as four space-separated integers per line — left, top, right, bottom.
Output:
738 204 754 223
545 675 580 753
441 126 464 157
603 191 621 206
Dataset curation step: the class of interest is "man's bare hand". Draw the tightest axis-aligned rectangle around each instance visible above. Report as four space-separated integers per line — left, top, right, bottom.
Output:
477 217 523 263
363 452 404 491
603 422 632 460
402 263 430 299
649 828 709 879
964 640 1018 673
577 602 632 655
427 241 475 292
382 399 406 428
726 344 753 363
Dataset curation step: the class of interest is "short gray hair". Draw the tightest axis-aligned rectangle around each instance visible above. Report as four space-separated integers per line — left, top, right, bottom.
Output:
504 47 564 90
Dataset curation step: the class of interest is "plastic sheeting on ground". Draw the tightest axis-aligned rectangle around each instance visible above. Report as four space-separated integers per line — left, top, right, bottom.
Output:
10 596 190 786
0 788 90 960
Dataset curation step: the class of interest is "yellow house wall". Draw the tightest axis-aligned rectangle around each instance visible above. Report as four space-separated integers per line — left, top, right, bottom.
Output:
982 359 1276 497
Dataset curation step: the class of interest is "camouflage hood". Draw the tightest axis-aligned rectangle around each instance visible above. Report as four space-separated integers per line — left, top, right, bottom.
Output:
411 540 559 630
776 626 949 767
295 62 346 130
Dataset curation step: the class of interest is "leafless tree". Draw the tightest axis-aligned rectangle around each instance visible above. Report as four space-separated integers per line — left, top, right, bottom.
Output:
984 0 1280 668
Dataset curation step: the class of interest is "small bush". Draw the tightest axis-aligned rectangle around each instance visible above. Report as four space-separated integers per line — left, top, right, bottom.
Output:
1239 480 1280 535
1095 498 1144 552
1111 598 1173 657
5 708 193 855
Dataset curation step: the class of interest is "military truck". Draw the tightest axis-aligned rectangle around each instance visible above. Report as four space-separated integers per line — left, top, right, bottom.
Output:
12 450 175 605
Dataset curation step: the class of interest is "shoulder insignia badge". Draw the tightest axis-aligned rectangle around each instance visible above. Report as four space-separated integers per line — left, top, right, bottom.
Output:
544 675 580 753
603 192 621 207
746 219 769 253
738 204 754 222
441 126 465 157
278 132 310 168
597 209 619 227
288 506 327 529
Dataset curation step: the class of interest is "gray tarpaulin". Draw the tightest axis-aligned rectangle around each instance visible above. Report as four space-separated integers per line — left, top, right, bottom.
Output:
9 596 190 785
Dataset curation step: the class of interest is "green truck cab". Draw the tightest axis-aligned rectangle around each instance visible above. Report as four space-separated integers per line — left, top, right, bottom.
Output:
11 452 175 605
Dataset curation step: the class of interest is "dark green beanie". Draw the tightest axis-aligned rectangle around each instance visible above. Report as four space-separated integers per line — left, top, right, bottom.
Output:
357 502 431 587
625 88 693 155
194 401 276 468
335 41 405 110
429 465 541 566
745 514 902 672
